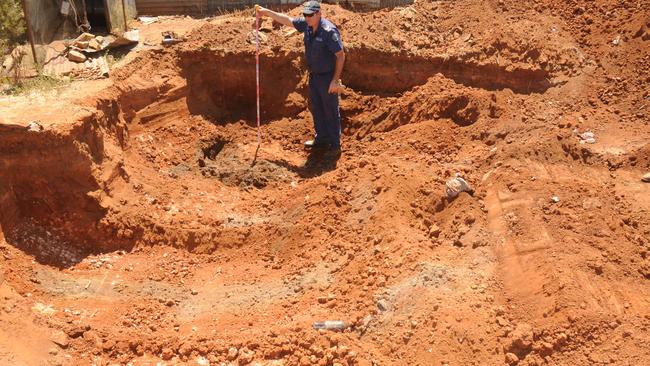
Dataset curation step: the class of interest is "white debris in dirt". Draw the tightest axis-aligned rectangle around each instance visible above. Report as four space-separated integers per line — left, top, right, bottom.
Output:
312 320 346 330
89 257 113 269
32 302 56 316
575 129 596 144
227 347 238 360
551 196 560 203
445 173 474 199
26 121 43 132
138 16 158 25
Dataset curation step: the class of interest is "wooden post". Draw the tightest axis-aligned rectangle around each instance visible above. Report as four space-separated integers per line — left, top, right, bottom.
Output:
20 0 38 66
103 0 111 32
121 0 128 32
80 0 89 29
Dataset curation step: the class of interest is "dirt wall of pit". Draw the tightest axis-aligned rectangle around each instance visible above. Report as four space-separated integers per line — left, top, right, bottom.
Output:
0 96 134 254
1 128 93 247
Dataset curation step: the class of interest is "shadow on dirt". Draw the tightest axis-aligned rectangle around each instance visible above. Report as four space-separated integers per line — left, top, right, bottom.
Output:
267 149 341 179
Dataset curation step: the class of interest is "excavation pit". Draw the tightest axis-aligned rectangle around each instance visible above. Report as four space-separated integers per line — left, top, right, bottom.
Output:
0 46 528 257
0 36 555 260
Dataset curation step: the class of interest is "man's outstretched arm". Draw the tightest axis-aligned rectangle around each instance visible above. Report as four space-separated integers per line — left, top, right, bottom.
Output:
256 6 294 28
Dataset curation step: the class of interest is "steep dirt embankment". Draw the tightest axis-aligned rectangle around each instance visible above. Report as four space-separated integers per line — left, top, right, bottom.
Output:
0 123 103 245
0 101 131 258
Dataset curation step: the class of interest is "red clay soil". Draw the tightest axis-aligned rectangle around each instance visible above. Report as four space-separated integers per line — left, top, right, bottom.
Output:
1 1 649 365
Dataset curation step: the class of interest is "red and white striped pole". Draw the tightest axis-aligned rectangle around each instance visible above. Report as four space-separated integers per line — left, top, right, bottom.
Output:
255 5 262 147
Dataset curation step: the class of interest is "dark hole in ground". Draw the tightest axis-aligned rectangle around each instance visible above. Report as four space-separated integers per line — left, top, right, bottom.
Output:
202 139 227 160
197 139 296 188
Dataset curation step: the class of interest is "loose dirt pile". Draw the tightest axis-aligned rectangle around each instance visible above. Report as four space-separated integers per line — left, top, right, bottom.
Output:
1 1 649 365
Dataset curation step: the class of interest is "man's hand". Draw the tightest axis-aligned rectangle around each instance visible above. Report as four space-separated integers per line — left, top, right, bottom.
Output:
252 6 294 28
330 51 345 94
251 5 264 29
255 5 268 18
328 79 343 94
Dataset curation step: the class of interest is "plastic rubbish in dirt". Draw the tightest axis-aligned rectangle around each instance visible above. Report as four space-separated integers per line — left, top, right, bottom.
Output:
312 320 346 330
642 173 650 183
162 31 184 46
445 173 474 199
575 130 596 144
579 132 596 144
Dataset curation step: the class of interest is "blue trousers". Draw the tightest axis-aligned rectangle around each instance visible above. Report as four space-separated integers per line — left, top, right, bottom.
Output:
309 72 341 148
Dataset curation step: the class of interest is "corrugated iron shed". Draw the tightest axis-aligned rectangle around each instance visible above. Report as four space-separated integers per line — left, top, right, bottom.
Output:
136 0 209 16
134 0 412 16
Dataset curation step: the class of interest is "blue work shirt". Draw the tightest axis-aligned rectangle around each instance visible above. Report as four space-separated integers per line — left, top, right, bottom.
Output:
292 17 343 74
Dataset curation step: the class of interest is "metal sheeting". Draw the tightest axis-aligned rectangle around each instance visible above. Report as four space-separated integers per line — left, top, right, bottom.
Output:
379 0 414 9
135 0 413 16
205 0 414 13
23 0 78 44
136 0 300 15
207 0 282 13
135 0 209 16
105 0 138 33
125 0 139 19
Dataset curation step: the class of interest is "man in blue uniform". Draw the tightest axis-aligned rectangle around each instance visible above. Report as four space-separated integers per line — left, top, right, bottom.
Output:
256 1 345 154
